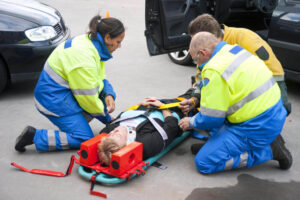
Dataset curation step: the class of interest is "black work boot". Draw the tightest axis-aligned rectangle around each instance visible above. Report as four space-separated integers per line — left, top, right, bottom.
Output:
15 126 36 152
270 134 293 170
191 140 207 155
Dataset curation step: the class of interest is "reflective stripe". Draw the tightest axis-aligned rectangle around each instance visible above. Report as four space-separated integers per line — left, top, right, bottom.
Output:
48 130 57 151
59 132 69 150
273 75 284 81
221 51 252 81
200 106 226 118
72 86 99 95
34 98 59 117
44 62 69 88
45 62 101 96
227 77 276 115
189 115 196 129
238 152 248 168
225 158 234 170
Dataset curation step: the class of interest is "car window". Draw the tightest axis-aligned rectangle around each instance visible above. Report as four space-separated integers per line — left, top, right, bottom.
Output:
284 0 300 5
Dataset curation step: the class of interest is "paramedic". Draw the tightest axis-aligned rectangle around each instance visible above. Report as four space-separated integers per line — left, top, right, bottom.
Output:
15 14 125 152
187 13 291 116
179 32 292 173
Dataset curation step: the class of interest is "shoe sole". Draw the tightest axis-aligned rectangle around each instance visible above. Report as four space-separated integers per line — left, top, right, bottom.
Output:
15 126 30 152
275 135 293 170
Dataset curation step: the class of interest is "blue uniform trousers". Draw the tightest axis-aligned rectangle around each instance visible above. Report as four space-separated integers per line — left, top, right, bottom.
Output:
34 112 94 151
195 125 275 173
194 100 287 174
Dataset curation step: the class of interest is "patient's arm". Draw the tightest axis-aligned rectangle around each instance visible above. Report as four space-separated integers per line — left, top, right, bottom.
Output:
141 98 173 118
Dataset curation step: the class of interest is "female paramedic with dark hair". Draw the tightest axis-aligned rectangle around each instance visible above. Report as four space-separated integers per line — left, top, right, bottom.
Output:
15 14 125 152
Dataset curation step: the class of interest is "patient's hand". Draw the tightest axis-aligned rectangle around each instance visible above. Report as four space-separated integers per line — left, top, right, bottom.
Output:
141 97 163 107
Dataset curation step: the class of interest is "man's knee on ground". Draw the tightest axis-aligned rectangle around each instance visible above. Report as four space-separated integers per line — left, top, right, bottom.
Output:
194 151 215 174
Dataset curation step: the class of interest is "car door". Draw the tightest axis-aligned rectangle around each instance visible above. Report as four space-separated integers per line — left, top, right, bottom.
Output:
145 0 251 56
145 0 202 56
268 0 300 75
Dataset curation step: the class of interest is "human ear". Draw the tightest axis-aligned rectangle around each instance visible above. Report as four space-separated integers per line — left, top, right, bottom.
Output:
104 34 112 44
199 49 206 57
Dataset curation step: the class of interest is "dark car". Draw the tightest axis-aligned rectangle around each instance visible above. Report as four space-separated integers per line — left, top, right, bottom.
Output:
145 0 300 82
0 0 70 93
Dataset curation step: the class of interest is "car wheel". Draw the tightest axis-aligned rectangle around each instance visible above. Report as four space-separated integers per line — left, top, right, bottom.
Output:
168 50 193 66
0 59 8 93
254 0 278 14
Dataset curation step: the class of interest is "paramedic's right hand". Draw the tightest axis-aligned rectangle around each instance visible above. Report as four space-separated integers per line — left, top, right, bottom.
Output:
105 95 115 114
179 99 195 115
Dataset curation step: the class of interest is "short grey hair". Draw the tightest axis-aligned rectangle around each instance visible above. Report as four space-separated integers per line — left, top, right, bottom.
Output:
190 31 219 54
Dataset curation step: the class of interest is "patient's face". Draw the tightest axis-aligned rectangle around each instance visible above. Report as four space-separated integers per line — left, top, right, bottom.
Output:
109 126 128 147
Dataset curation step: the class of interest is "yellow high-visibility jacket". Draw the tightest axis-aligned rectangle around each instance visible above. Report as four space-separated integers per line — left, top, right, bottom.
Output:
34 34 115 122
190 42 281 129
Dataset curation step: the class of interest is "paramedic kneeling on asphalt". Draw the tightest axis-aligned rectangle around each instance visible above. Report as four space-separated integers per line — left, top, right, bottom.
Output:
178 32 292 174
15 14 125 152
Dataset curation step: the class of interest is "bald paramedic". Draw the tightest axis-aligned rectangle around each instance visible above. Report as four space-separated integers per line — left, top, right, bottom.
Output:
188 14 291 116
179 32 292 173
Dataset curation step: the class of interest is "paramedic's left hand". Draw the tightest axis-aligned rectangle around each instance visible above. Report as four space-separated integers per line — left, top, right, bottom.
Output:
105 95 115 114
179 117 191 131
179 100 194 115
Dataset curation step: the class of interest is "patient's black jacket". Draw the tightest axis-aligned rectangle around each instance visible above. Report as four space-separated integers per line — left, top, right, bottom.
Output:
100 114 182 160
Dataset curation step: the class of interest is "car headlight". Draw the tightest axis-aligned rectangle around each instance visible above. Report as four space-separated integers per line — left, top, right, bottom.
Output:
25 26 57 42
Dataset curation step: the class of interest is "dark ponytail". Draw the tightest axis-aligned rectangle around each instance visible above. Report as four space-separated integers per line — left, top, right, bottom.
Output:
88 14 125 40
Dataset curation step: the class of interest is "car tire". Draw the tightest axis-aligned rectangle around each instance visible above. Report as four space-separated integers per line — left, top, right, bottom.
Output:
255 0 277 14
168 50 193 66
0 59 8 93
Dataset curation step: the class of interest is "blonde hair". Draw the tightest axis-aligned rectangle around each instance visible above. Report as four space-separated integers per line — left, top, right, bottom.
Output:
97 137 123 166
